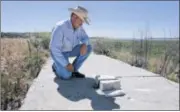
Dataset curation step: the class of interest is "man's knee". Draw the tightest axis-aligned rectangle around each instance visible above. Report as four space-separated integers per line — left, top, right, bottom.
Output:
61 69 72 79
58 72 72 80
81 45 92 57
87 45 92 54
55 66 72 80
61 74 72 80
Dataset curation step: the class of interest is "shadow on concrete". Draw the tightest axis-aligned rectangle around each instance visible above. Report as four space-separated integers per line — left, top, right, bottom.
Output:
54 76 120 110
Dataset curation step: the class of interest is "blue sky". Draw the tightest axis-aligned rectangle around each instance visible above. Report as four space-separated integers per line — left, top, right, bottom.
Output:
1 1 179 38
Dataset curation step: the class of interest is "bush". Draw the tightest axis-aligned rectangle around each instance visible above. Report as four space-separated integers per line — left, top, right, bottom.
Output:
40 37 50 50
1 38 48 110
90 37 179 83
92 39 111 56
167 73 179 83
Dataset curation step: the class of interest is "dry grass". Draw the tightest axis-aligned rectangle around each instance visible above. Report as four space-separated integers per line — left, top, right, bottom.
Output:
111 51 132 63
1 38 28 77
1 38 48 110
147 58 162 72
91 38 179 83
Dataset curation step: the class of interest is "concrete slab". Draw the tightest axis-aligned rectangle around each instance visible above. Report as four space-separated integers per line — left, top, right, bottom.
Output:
79 54 160 77
20 54 179 110
116 77 179 110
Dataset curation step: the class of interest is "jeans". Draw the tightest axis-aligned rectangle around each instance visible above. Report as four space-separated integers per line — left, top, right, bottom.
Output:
51 44 92 79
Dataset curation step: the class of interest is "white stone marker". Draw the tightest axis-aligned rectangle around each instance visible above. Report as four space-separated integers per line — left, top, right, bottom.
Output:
95 75 125 97
95 75 121 90
100 79 121 91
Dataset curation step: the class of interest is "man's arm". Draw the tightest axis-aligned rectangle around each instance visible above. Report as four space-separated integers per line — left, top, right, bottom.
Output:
50 26 69 67
79 27 90 56
79 27 90 46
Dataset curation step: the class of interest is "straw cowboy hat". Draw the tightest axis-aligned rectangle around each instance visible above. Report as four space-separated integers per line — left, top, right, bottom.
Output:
68 6 90 25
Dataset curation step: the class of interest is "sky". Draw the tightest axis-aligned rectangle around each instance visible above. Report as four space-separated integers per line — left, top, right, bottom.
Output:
1 1 179 38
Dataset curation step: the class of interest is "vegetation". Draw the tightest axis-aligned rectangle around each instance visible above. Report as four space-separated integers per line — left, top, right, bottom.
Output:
90 37 179 83
1 33 50 110
0 32 179 110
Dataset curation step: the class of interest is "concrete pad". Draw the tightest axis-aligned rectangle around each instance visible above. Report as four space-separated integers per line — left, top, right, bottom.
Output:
79 54 160 77
116 77 179 110
20 54 179 110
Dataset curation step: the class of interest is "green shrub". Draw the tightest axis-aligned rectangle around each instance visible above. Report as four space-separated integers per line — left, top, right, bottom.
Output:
40 37 50 50
90 37 179 83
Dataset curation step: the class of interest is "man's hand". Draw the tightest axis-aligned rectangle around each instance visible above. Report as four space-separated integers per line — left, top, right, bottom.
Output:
66 63 74 72
80 44 87 56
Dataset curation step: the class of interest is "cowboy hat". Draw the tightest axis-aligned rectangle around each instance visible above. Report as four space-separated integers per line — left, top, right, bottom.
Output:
68 6 90 25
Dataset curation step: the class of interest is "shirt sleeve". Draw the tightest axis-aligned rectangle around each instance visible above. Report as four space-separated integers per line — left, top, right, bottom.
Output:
50 26 69 67
79 27 90 45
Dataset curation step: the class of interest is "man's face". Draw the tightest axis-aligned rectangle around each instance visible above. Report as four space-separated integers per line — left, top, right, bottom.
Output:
72 13 83 29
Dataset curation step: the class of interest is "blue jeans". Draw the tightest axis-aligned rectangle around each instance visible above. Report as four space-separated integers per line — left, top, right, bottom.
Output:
51 44 92 79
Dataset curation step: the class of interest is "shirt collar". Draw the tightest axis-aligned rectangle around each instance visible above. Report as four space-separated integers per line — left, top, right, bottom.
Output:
68 19 74 30
67 18 81 32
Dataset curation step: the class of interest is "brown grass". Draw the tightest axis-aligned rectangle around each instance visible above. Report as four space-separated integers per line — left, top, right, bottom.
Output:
91 38 179 83
1 38 48 110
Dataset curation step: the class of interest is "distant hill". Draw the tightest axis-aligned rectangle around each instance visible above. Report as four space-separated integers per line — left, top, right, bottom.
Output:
1 32 30 38
90 37 179 41
1 32 51 38
1 32 178 41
